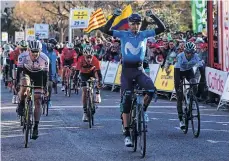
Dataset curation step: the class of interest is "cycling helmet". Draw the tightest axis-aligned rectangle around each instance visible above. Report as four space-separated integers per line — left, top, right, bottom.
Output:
83 46 94 56
128 13 142 23
47 43 55 51
48 38 57 45
29 40 42 52
66 42 74 49
18 40 28 48
184 42 196 53
3 44 11 52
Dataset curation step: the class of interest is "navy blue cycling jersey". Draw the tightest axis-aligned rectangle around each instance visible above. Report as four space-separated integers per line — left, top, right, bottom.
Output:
113 30 156 63
174 52 203 71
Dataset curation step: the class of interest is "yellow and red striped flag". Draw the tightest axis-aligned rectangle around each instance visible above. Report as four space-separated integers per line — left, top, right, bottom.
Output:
84 8 107 33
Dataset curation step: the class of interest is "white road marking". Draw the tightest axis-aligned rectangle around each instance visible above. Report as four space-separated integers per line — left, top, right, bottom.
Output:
0 105 205 110
175 127 229 133
207 140 229 144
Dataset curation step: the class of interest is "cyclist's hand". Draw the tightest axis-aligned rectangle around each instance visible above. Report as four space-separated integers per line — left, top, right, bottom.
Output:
71 66 76 70
145 10 154 17
114 8 122 16
97 81 102 89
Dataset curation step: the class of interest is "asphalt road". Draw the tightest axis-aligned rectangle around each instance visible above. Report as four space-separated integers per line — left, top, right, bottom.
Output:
1 82 229 161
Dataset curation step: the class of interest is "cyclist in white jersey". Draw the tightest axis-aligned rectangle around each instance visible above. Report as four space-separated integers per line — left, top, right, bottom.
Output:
16 40 49 140
174 42 206 129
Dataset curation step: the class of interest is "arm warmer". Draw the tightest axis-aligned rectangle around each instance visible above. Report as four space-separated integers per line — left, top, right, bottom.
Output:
16 67 23 84
43 71 48 87
99 15 117 36
95 70 102 81
149 14 166 35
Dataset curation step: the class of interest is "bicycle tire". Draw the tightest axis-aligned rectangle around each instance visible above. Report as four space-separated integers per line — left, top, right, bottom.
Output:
87 92 92 128
42 100 45 115
68 77 71 97
54 82 58 94
138 105 146 158
182 100 189 134
191 96 200 138
65 83 67 96
46 101 49 116
24 98 32 148
130 101 137 152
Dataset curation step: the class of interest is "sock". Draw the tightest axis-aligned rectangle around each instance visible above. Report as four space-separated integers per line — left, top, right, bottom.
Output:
124 127 130 137
34 121 39 129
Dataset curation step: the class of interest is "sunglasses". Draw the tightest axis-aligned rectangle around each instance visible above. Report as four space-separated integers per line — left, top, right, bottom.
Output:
31 50 39 53
20 48 27 52
130 22 141 25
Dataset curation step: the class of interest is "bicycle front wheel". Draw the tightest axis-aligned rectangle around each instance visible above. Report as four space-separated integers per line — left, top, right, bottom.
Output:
68 77 71 97
182 100 189 134
24 99 32 148
87 93 93 128
191 96 200 138
138 105 146 158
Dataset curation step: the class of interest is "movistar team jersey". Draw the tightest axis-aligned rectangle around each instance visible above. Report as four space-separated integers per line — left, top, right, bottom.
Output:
113 30 156 63
174 52 203 71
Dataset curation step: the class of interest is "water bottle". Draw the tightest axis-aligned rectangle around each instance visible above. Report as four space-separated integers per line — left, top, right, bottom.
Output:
95 91 101 103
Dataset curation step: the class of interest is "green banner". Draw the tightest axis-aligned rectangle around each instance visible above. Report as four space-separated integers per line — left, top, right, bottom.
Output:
191 0 207 33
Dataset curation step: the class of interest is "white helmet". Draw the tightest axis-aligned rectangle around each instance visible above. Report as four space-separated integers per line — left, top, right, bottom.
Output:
29 40 42 52
83 45 94 56
66 42 74 49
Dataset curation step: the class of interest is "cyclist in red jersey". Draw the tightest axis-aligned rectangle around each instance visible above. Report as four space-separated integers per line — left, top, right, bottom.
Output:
60 42 77 91
10 40 29 104
75 46 102 122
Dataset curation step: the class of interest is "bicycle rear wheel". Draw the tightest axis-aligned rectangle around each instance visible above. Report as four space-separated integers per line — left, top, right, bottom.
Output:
138 105 146 158
46 100 49 116
53 82 58 94
42 99 45 115
191 96 200 138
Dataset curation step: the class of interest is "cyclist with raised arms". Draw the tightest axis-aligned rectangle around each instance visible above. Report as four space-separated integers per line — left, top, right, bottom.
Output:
16 40 49 140
174 42 206 130
100 9 165 147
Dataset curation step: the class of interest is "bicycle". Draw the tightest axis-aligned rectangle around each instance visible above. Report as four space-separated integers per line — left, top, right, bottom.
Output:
126 79 157 158
182 79 201 138
19 81 43 148
83 77 99 128
64 65 73 97
41 90 50 116
73 72 81 95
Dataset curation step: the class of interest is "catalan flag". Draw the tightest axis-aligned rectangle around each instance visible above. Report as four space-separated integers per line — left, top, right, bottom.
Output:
84 8 107 33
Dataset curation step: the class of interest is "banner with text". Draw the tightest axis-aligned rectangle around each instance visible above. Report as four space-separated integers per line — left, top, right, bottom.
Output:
205 67 228 95
34 24 49 39
149 64 160 83
70 8 92 29
114 64 122 85
104 62 119 85
15 31 24 43
155 66 175 92
191 0 207 33
222 1 229 72
26 28 35 41
1 32 8 42
100 61 109 81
